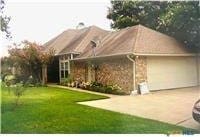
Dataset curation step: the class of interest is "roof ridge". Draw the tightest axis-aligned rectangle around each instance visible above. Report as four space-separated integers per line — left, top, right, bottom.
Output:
132 25 141 54
58 28 90 54
73 26 93 52
56 30 82 53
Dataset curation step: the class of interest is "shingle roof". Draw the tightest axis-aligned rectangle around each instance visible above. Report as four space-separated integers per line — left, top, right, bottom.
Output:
77 26 138 58
43 26 108 55
134 25 190 54
44 24 192 59
77 25 191 59
43 29 80 54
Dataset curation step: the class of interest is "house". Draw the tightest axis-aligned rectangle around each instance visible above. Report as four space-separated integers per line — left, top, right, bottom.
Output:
44 25 199 94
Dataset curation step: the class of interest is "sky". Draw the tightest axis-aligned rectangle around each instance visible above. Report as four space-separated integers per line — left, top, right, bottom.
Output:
1 0 112 57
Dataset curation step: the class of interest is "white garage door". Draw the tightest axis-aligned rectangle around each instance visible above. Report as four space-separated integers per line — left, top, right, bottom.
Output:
147 56 198 90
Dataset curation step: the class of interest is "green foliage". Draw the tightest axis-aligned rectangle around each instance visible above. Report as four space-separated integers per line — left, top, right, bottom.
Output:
1 87 195 133
64 80 125 95
8 40 55 84
1 56 13 77
107 1 200 51
0 0 11 38
60 75 73 86
90 81 103 87
4 75 16 87
11 82 27 106
88 82 124 95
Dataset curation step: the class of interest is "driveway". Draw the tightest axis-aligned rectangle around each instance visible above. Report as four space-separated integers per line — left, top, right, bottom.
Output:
79 86 200 130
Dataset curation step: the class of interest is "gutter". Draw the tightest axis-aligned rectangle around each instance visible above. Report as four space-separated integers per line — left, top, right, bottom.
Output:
55 52 81 56
70 53 133 61
68 52 196 61
126 55 136 92
133 53 196 57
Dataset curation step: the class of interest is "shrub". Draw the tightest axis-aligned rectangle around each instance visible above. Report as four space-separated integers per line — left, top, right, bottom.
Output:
98 86 106 93
15 74 28 83
4 75 16 94
60 75 73 86
104 85 113 93
89 82 124 95
1 72 12 82
11 82 27 106
90 81 103 87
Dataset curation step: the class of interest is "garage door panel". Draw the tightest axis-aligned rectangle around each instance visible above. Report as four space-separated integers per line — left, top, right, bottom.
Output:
147 57 198 90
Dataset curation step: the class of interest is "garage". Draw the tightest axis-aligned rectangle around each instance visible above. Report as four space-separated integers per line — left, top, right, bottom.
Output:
147 56 198 91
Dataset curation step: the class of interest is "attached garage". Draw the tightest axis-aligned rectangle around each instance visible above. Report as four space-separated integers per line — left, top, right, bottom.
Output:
147 56 198 90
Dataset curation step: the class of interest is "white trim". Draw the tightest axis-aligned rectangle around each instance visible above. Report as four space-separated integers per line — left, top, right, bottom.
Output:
55 52 80 56
127 55 136 92
70 53 132 61
133 53 196 57
59 54 73 82
69 52 196 61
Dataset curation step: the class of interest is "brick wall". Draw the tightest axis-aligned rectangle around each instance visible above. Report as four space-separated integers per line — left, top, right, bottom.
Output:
70 61 87 82
71 57 134 94
96 58 133 94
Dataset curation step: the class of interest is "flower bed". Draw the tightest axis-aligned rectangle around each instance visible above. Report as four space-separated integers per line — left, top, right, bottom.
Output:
60 78 125 95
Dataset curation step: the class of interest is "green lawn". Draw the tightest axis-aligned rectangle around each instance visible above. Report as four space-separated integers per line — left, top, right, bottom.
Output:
1 86 196 133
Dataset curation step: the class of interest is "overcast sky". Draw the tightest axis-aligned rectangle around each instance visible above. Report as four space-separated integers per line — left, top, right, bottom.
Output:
1 0 111 57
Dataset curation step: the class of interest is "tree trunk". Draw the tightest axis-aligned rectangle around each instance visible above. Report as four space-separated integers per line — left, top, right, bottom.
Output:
42 64 47 85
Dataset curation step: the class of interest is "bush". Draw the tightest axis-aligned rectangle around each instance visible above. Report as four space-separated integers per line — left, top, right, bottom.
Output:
89 82 124 95
11 82 27 106
90 81 103 87
15 74 28 83
4 75 16 86
60 75 73 86
104 85 113 93
1 73 12 82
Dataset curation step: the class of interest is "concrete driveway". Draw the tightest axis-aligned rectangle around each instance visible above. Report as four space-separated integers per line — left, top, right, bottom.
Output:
79 86 200 130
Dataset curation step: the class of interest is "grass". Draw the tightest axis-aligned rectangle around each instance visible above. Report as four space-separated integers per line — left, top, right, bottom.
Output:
1 86 197 134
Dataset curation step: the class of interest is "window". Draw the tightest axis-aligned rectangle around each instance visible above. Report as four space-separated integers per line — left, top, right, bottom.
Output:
61 62 64 70
61 70 64 78
60 61 69 79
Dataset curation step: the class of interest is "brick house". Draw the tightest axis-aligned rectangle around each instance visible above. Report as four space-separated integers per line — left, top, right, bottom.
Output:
44 25 199 94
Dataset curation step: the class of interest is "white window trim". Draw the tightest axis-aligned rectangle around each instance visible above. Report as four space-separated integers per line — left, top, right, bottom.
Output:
59 54 73 82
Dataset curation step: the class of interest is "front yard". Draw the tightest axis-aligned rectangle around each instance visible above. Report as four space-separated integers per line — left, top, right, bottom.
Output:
1 86 196 133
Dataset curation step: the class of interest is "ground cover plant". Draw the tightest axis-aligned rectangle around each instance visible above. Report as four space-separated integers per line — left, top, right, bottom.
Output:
1 86 197 134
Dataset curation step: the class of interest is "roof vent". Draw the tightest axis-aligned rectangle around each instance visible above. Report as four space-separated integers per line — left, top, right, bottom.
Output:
90 36 101 56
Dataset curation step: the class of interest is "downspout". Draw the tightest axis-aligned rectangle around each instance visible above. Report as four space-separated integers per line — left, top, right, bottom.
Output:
197 54 200 86
127 55 136 92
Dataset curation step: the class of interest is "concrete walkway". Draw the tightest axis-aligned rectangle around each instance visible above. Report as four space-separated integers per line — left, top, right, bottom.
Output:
78 86 200 130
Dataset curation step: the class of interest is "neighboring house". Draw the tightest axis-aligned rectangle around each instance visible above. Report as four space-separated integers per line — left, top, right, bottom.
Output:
44 25 200 94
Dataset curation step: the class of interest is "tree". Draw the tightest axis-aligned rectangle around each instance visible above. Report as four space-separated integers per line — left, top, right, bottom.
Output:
0 0 11 38
107 1 200 52
8 40 55 85
1 56 13 76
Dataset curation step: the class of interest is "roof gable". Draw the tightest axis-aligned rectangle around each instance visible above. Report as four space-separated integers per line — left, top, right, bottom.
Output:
59 26 108 55
43 26 108 55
